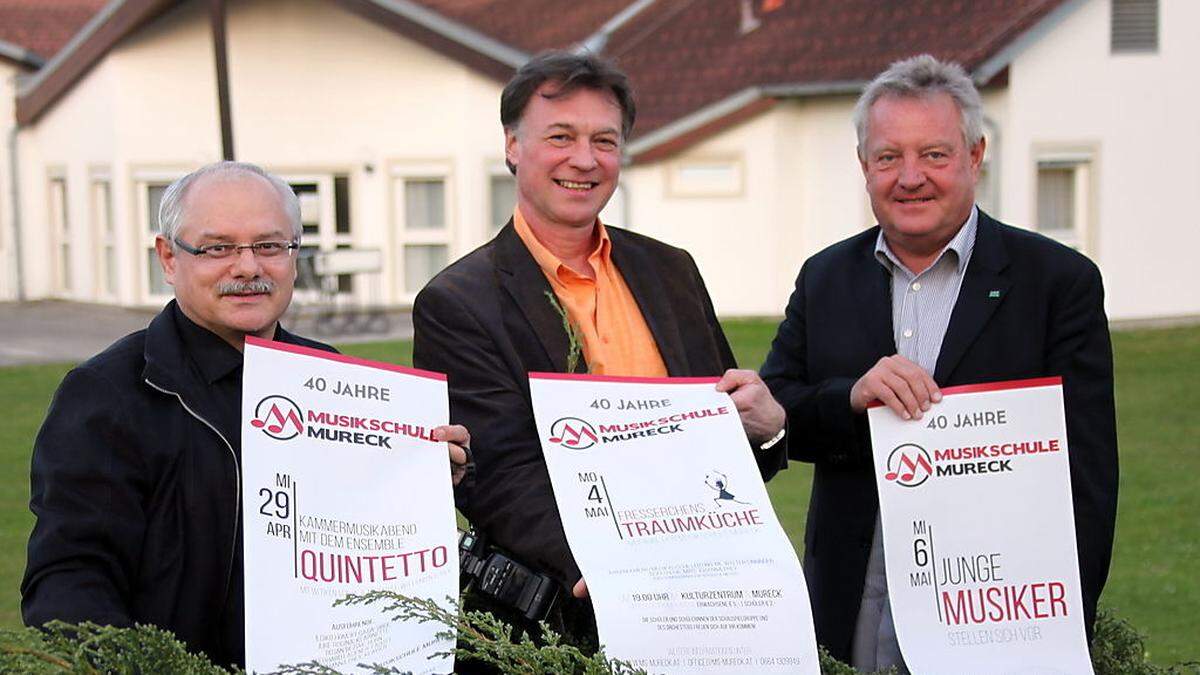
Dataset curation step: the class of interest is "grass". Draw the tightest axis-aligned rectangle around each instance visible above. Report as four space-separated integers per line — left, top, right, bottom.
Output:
0 320 1195 664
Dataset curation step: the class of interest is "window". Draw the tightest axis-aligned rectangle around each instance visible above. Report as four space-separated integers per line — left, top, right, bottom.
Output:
1035 157 1092 250
403 245 448 294
139 180 172 299
48 176 71 294
1112 0 1158 53
489 172 516 232
392 164 454 297
291 175 355 297
91 177 117 299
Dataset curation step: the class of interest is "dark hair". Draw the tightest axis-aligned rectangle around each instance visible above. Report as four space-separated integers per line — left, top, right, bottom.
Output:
500 51 636 173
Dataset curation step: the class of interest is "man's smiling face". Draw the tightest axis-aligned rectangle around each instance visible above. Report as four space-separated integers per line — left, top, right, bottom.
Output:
505 82 622 232
860 92 984 257
156 173 297 348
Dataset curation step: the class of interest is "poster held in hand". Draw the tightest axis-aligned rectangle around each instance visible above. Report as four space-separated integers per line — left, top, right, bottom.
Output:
868 377 1093 674
242 337 458 674
531 372 819 674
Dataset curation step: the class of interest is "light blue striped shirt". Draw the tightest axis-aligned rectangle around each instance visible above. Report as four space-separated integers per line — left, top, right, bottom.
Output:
875 207 979 374
852 206 978 673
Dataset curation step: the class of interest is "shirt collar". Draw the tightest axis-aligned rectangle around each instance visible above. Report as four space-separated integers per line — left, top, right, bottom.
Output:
172 302 248 384
874 205 978 277
512 205 611 281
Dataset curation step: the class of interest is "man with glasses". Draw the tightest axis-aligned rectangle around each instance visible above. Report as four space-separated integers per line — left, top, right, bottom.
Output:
21 161 470 669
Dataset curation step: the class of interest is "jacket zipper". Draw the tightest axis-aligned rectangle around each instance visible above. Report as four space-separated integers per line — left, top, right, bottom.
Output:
144 377 241 625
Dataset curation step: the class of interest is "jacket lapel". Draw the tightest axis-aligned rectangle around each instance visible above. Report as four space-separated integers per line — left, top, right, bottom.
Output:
609 231 689 375
852 228 897 359
934 212 1012 383
493 222 574 373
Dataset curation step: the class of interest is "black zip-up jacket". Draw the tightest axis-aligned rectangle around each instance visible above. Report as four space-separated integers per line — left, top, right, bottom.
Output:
22 301 334 668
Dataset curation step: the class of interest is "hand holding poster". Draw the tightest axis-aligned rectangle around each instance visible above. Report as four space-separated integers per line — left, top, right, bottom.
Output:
530 373 819 674
241 337 458 674
868 377 1093 674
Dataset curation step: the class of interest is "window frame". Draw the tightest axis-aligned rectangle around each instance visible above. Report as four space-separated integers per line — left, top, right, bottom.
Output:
46 168 73 297
89 166 118 301
389 160 456 301
1031 143 1101 256
133 169 183 305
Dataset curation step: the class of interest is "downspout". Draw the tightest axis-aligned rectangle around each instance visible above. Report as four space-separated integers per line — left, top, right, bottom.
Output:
210 0 235 160
8 121 25 301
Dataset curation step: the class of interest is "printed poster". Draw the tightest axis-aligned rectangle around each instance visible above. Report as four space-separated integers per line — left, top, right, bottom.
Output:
530 373 819 674
242 337 458 674
868 377 1093 674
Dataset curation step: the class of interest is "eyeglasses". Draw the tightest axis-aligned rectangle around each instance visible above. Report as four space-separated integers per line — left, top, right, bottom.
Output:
173 237 299 260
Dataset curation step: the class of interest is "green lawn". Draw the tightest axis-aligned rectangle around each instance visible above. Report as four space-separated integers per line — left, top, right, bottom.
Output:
0 321 1195 664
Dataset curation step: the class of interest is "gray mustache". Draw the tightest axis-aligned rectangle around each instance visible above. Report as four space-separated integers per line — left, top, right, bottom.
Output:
218 279 275 295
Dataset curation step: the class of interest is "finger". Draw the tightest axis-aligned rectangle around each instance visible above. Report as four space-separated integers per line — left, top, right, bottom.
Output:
728 387 758 412
879 373 921 420
715 368 757 393
883 359 929 416
572 578 589 598
873 384 909 420
926 373 943 402
901 370 932 412
432 424 470 447
448 443 468 467
892 360 938 411
873 369 907 417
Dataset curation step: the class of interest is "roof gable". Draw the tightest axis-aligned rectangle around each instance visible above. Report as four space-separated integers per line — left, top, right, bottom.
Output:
611 0 1071 138
13 0 1077 154
0 0 106 68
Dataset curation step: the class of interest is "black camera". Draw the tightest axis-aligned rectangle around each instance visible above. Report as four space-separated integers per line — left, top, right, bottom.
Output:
458 529 559 621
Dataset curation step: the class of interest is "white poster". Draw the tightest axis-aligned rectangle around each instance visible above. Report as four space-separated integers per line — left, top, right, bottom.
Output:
868 377 1093 675
530 373 819 674
242 337 457 674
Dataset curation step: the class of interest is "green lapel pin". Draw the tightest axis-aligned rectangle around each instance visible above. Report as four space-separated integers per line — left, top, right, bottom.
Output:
988 290 1002 298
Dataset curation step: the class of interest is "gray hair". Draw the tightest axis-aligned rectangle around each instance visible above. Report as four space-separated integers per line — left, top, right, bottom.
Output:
853 54 984 159
158 161 302 241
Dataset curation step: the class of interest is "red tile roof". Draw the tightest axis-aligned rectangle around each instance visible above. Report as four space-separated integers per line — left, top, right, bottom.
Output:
13 0 1073 154
607 0 1069 136
0 0 107 63
411 0 1069 142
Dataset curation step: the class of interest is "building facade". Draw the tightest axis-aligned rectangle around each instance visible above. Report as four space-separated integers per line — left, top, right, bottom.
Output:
2 0 1195 323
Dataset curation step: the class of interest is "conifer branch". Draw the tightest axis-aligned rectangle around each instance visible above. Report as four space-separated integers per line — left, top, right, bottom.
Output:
544 290 585 374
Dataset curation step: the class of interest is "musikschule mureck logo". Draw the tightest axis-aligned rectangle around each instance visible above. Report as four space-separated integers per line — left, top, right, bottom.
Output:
251 395 304 440
548 417 599 450
884 443 933 488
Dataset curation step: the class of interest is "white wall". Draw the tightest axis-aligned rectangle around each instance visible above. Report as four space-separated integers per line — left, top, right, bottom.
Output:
1000 0 1200 321
16 0 506 307
226 0 506 299
624 98 867 317
12 0 1196 322
17 0 219 304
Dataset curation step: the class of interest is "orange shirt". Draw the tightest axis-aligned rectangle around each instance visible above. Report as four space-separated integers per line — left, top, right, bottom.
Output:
513 208 668 377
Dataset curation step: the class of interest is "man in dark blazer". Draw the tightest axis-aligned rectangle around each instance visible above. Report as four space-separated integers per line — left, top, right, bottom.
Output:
761 55 1117 670
413 51 787 649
